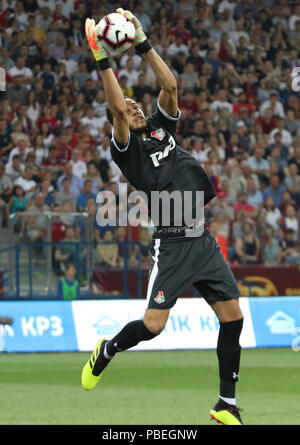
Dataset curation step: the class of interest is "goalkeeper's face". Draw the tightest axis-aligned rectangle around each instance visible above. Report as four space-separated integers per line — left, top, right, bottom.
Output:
125 98 147 134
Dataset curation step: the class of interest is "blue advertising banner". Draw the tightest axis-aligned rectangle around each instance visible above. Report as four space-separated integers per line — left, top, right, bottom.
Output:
248 297 300 348
0 301 77 352
1 297 300 352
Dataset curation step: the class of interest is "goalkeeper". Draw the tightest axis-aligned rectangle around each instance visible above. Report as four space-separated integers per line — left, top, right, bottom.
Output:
82 9 244 426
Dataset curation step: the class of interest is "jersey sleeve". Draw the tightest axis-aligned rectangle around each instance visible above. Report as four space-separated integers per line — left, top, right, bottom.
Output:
110 129 141 189
149 101 181 135
110 127 132 153
110 127 137 167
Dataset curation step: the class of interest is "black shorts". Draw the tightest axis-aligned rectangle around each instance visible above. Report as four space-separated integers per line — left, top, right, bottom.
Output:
146 228 240 309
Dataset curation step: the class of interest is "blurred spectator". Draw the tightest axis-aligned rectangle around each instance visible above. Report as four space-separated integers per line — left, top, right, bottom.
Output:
14 165 36 196
235 220 260 264
0 118 13 159
54 225 80 273
85 160 103 195
179 89 201 118
180 63 200 90
55 176 76 208
246 178 263 210
6 184 28 228
233 190 257 218
80 105 104 138
267 146 288 174
266 131 289 160
25 192 49 242
263 225 281 265
133 74 153 102
36 6 53 32
118 58 140 88
284 163 300 195
76 179 96 212
56 162 82 196
280 204 299 239
0 164 13 227
288 146 300 174
6 76 29 105
248 146 270 179
39 177 55 208
130 226 152 268
5 154 25 182
209 221 229 262
58 262 79 300
135 2 152 33
211 89 233 114
263 173 286 207
167 34 189 57
8 57 33 85
96 229 121 268
289 5 300 31
51 203 66 242
280 229 300 264
37 62 56 91
69 147 87 180
262 196 282 229
269 118 293 147
97 135 112 163
255 108 278 135
259 90 285 119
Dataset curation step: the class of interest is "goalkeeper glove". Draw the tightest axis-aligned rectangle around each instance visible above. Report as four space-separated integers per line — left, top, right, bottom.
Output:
85 18 110 70
116 8 152 54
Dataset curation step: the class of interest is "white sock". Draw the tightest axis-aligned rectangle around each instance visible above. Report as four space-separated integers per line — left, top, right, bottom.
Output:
219 396 236 406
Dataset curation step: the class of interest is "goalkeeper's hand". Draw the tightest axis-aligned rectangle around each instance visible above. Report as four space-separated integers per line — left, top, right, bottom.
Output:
85 18 107 62
116 8 147 46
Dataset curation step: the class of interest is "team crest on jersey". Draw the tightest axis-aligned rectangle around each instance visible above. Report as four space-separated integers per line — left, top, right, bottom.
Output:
151 128 165 141
154 291 165 304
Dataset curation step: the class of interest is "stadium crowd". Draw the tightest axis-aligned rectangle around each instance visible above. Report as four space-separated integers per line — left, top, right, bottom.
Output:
0 0 300 271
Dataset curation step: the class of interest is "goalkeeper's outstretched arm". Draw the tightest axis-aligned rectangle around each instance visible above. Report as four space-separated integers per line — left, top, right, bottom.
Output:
101 68 129 146
85 18 129 146
117 8 178 118
142 49 178 118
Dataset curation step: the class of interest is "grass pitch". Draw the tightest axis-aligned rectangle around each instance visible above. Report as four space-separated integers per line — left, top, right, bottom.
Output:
0 348 299 425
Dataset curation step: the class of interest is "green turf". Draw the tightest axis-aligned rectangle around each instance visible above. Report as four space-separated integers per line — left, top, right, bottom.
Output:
0 348 299 425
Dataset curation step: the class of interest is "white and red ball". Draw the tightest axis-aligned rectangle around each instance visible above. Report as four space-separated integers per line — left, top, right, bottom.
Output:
97 12 135 55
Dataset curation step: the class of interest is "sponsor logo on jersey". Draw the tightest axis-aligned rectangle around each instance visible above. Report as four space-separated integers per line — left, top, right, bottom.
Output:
150 135 176 167
154 291 165 304
150 128 165 141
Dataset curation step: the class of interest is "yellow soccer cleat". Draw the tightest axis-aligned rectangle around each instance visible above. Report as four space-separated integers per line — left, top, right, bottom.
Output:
210 399 243 425
81 338 110 391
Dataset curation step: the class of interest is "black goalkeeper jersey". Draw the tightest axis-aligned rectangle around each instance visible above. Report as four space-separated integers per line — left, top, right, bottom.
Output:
110 102 216 227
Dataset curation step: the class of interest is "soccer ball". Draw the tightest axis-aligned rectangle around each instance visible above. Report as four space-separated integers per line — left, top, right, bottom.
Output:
97 12 135 55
